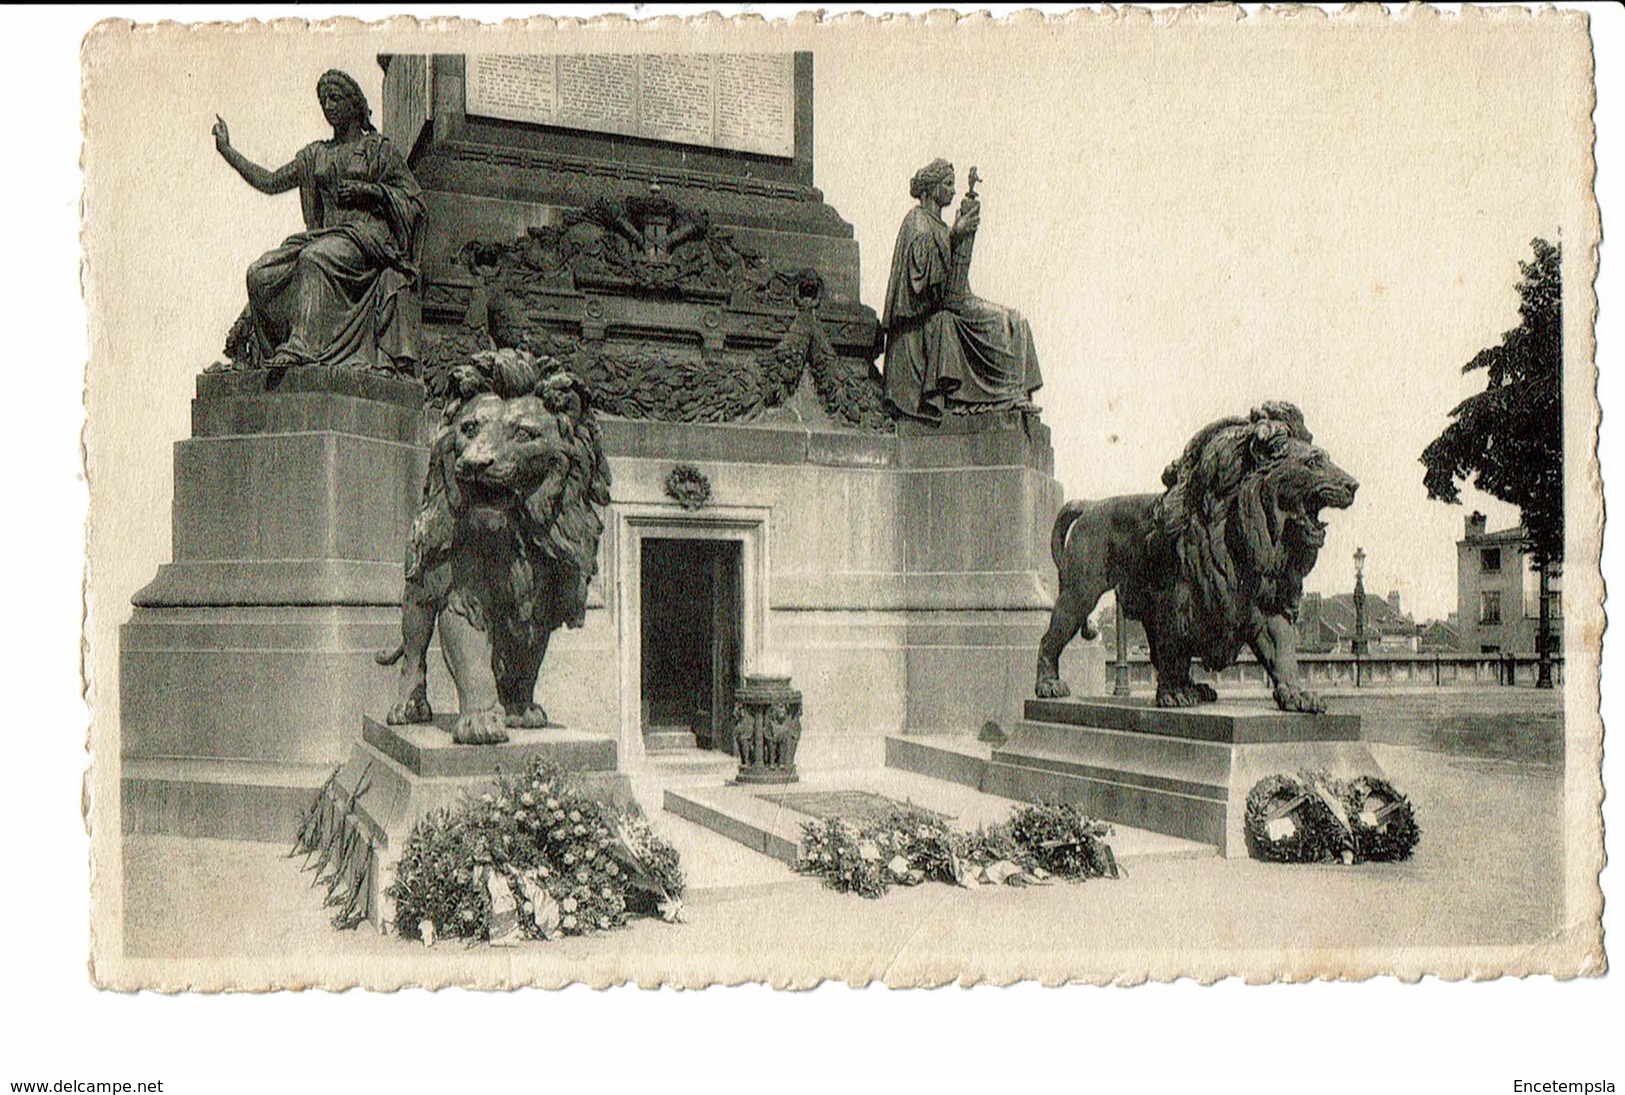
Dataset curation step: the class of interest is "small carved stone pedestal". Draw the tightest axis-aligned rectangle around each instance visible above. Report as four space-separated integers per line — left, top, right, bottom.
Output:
732 675 803 785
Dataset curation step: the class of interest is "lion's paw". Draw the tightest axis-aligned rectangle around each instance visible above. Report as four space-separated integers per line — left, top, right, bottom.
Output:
452 708 511 745
387 689 432 725
505 702 549 729
1192 682 1219 703
1035 677 1072 699
1273 683 1327 715
1156 686 1208 708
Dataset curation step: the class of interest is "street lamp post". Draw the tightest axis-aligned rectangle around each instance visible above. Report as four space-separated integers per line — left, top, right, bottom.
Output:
1112 597 1131 697
1535 555 1555 690
1352 546 1368 687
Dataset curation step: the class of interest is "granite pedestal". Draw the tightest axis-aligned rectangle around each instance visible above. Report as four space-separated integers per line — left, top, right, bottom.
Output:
983 698 1384 857
312 716 628 930
120 368 436 842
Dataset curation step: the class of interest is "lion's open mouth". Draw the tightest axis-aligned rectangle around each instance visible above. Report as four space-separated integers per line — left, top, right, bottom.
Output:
1297 481 1356 541
1292 512 1329 548
456 476 516 509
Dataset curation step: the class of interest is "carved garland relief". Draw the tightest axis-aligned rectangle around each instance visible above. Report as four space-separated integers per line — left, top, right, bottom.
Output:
420 193 893 431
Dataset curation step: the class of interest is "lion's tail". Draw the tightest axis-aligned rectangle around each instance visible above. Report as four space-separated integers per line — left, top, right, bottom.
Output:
1051 500 1090 568
374 643 405 667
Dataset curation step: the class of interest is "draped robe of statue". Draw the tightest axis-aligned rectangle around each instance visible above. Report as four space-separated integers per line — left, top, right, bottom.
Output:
881 204 1042 422
245 132 424 371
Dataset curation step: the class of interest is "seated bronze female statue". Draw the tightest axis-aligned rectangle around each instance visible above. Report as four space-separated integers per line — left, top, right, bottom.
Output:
213 69 423 372
881 158 1042 423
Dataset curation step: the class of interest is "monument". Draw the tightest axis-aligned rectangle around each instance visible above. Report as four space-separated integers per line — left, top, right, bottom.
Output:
389 52 1072 773
120 52 1075 846
881 159 1043 423
956 401 1377 858
1034 402 1358 713
121 71 433 841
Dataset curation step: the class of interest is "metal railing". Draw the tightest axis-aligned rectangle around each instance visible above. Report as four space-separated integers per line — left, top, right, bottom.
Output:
1103 652 1563 690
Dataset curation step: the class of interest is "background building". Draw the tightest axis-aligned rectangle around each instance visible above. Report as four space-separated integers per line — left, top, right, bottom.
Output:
1456 512 1563 655
1417 617 1462 652
1296 590 1418 654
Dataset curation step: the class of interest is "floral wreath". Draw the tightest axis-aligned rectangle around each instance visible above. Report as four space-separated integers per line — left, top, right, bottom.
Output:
664 463 712 510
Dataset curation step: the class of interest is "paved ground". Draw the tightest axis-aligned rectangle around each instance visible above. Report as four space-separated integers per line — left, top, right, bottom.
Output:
1329 689 1563 769
120 689 1567 982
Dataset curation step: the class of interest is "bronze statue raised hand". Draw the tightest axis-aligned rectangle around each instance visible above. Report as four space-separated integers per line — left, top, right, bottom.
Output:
212 70 423 373
951 200 981 238
952 165 981 237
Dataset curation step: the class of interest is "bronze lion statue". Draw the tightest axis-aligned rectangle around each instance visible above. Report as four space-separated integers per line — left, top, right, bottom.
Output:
1035 402 1357 713
378 348 611 744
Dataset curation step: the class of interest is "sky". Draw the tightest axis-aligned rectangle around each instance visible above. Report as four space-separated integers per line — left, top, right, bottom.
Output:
82 9 1592 628
810 16 1585 620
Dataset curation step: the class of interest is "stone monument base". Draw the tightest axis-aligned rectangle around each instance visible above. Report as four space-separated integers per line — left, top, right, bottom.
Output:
120 366 433 842
301 716 628 930
982 699 1383 857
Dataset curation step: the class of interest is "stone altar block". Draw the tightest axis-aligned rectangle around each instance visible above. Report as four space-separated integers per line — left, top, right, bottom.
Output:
120 367 437 842
982 699 1383 857
313 716 628 929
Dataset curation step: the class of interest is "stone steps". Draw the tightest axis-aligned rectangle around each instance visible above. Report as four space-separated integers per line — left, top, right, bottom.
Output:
886 731 1229 848
664 764 1213 868
121 756 335 844
884 735 992 790
643 750 738 779
643 727 701 754
890 699 1383 858
663 785 801 865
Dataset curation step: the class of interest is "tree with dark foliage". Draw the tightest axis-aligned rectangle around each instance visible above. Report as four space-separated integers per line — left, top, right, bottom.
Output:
1421 238 1562 687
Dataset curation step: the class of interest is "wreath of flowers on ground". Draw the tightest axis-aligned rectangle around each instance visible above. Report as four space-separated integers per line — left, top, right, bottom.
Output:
388 759 685 945
797 803 1119 899
1244 771 1420 865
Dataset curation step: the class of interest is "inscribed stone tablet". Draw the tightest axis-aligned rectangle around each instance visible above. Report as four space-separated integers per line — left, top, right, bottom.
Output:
465 52 795 158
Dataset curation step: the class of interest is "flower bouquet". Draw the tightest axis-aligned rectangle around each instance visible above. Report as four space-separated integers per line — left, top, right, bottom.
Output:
797 802 1118 899
388 759 685 944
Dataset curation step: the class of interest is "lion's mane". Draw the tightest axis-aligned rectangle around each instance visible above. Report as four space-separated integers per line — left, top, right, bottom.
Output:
1151 402 1317 670
408 348 611 638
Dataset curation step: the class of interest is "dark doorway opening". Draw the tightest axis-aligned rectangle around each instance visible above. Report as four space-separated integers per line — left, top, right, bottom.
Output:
640 538 742 753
